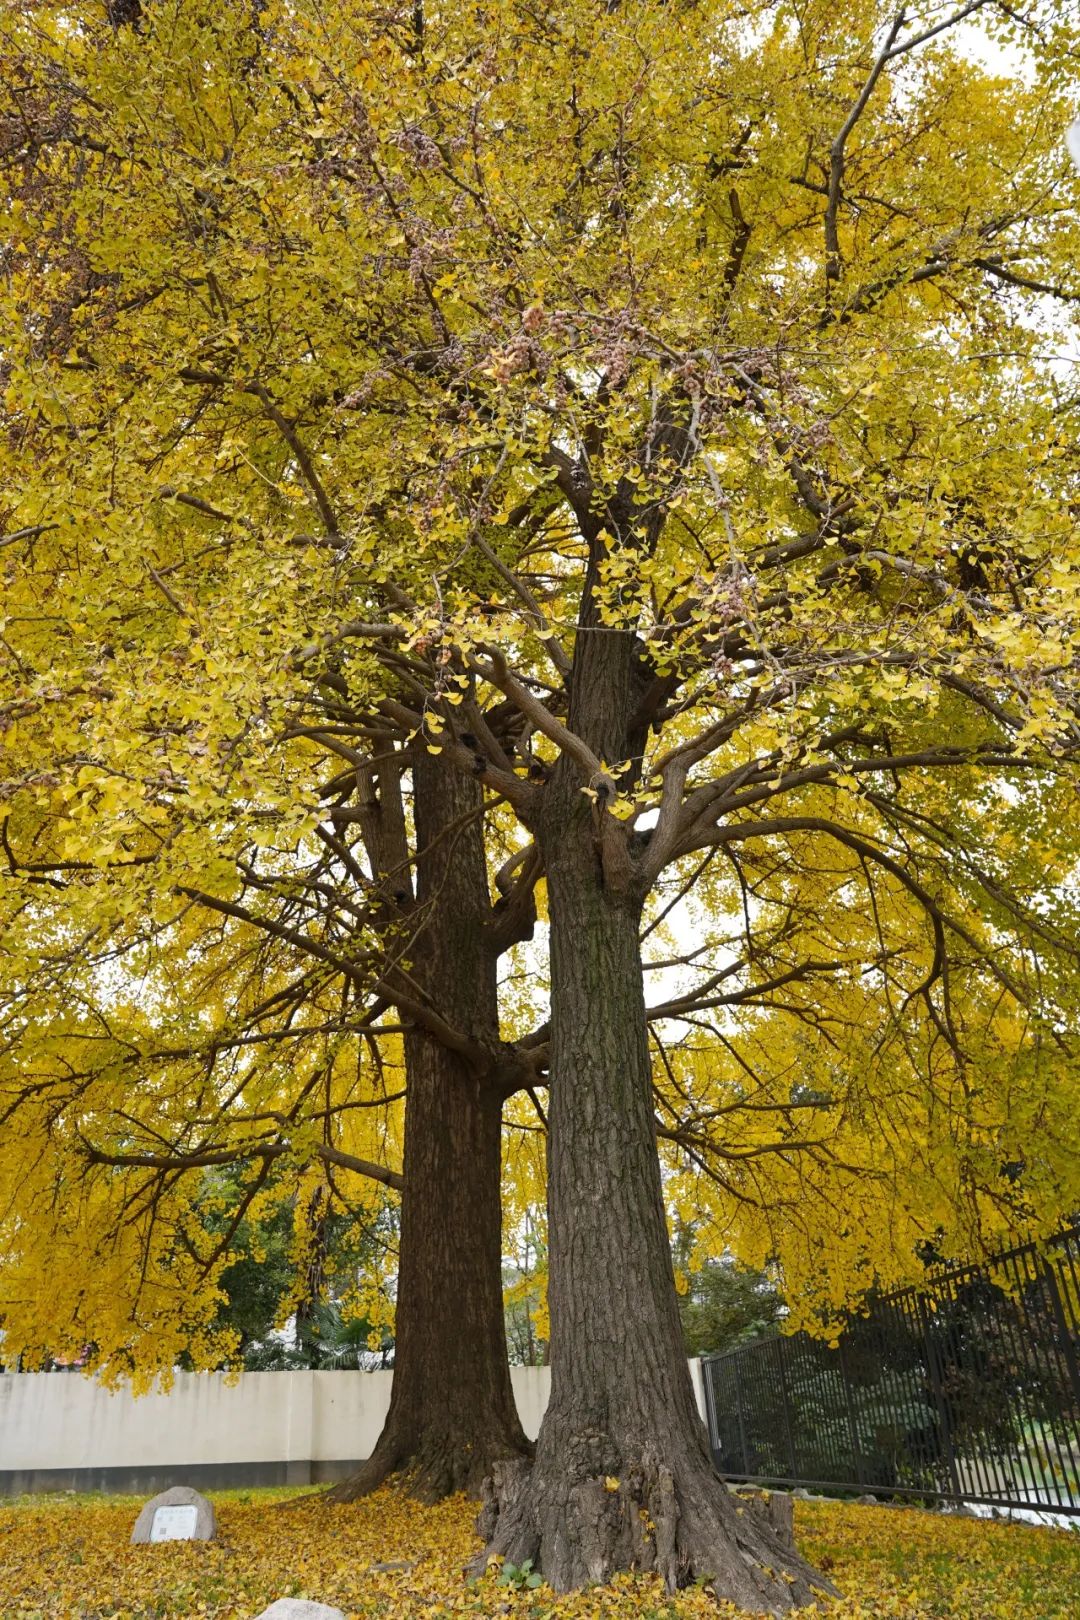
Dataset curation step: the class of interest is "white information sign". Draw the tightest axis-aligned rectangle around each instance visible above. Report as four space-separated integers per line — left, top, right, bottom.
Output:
149 1503 199 1542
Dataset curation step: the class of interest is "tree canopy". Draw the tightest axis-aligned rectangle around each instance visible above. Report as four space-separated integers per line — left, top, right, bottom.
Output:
3 0 1080 1377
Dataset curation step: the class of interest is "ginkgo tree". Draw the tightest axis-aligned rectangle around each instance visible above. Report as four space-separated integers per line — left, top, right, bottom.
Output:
0 0 542 1499
4 0 1080 1611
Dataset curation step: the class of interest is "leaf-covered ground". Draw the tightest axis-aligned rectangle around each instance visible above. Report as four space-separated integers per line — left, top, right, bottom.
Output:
0 1488 1076 1620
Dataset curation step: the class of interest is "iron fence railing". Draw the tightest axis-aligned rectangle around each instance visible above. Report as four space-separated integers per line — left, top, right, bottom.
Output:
701 1225 1080 1514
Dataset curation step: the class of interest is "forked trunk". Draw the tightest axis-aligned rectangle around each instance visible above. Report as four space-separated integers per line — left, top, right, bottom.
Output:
329 760 530 1501
474 630 830 1611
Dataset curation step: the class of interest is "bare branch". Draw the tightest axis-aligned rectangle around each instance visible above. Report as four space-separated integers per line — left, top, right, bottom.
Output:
825 10 909 286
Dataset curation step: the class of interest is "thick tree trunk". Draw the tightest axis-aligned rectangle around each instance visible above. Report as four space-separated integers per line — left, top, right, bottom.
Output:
331 1031 528 1500
474 629 830 1611
329 760 530 1501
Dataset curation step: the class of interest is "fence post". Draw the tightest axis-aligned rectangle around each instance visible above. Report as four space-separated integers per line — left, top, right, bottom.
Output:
700 1359 721 1471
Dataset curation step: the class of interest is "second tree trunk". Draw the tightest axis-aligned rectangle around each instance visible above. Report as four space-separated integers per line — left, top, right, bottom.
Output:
330 758 529 1501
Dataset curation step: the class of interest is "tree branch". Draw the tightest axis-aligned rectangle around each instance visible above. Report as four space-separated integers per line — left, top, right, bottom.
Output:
82 1138 404 1192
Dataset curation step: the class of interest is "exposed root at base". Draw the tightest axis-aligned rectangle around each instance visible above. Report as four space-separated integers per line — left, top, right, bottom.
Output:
323 1448 398 1505
471 1451 836 1615
324 1427 533 1507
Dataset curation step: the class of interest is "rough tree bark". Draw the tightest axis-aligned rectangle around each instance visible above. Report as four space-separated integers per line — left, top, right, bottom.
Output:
473 628 831 1611
329 755 530 1500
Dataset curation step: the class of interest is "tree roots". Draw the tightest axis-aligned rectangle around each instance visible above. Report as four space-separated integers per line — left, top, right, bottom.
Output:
471 1450 835 1614
326 1422 532 1506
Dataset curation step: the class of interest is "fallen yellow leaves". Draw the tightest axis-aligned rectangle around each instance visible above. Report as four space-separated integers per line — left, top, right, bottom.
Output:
0 1489 1076 1620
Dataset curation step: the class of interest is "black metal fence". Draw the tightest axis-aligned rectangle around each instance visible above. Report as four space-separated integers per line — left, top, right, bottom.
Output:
701 1225 1080 1515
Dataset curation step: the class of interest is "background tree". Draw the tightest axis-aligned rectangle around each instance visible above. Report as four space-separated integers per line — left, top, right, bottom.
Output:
503 1207 549 1367
674 1239 783 1360
1 3 535 1498
4 0 1080 1610
192 1162 397 1370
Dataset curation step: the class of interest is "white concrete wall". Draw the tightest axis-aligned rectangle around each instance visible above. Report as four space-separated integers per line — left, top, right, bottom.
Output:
0 1360 707 1477
308 1369 396 1460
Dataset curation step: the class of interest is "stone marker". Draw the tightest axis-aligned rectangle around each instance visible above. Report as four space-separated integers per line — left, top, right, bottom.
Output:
130 1485 217 1544
251 1604 346 1620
